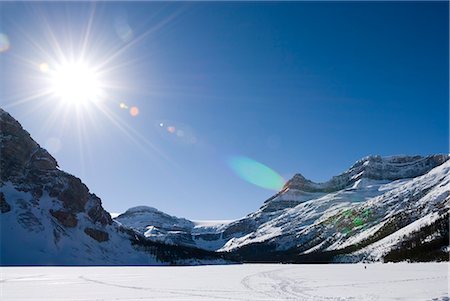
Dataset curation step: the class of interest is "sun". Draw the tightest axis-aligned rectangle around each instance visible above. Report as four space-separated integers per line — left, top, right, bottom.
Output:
49 62 103 105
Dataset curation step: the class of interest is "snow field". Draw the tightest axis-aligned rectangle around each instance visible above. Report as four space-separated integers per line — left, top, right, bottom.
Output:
1 263 448 301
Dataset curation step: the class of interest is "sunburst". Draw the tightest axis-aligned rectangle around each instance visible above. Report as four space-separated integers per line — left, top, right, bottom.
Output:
2 2 183 171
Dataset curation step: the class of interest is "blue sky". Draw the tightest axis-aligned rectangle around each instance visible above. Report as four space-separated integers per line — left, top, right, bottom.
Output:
1 2 448 219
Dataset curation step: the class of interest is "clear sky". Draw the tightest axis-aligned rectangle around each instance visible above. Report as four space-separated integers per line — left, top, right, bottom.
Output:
1 2 448 220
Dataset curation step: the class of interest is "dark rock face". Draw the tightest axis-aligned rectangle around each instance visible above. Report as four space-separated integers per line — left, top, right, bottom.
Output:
87 195 113 226
0 110 58 181
84 227 109 242
29 148 58 170
57 175 89 213
260 200 305 212
0 192 11 213
282 174 317 191
50 210 78 228
222 219 256 239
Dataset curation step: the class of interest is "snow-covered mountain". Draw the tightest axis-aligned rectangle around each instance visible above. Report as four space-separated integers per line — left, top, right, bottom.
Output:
223 157 449 263
117 154 449 262
0 108 225 265
115 206 231 250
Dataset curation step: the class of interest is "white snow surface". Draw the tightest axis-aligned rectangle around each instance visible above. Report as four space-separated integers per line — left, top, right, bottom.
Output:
192 220 234 228
2 263 448 301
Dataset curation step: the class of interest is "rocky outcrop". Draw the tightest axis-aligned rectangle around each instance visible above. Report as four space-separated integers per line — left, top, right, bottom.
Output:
50 210 78 228
84 227 109 242
29 148 58 170
87 195 113 226
0 109 58 182
282 173 323 192
57 175 90 212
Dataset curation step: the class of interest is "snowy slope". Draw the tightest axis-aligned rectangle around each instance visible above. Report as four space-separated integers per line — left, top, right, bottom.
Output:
1 181 157 265
218 178 412 251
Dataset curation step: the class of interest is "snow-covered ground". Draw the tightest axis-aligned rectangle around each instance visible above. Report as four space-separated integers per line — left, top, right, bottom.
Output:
1 263 448 300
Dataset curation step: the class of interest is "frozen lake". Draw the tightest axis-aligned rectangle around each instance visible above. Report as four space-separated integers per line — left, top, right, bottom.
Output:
1 263 448 300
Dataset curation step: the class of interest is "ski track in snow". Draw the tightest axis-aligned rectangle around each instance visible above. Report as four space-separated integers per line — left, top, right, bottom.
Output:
1 263 448 301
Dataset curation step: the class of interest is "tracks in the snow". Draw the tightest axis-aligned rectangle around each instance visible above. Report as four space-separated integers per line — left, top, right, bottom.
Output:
240 267 448 301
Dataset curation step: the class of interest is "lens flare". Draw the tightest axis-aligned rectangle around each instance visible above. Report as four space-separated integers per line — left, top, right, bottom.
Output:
0 33 10 52
228 156 285 191
157 121 198 145
167 126 176 134
129 106 139 117
114 15 134 43
39 63 50 73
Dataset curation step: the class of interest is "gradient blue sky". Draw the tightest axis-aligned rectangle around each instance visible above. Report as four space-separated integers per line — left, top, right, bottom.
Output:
1 2 448 219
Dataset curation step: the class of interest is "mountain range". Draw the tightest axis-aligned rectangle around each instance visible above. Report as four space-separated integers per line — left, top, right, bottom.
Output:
1 108 448 265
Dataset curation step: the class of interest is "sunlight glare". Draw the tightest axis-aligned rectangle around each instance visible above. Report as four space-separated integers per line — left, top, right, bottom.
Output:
50 63 102 104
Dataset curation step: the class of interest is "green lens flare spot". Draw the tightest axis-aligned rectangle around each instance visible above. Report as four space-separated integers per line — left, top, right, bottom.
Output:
353 217 364 227
228 156 285 191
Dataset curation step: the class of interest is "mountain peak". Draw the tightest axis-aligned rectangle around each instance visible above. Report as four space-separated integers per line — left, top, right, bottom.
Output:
123 206 161 215
281 173 316 191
